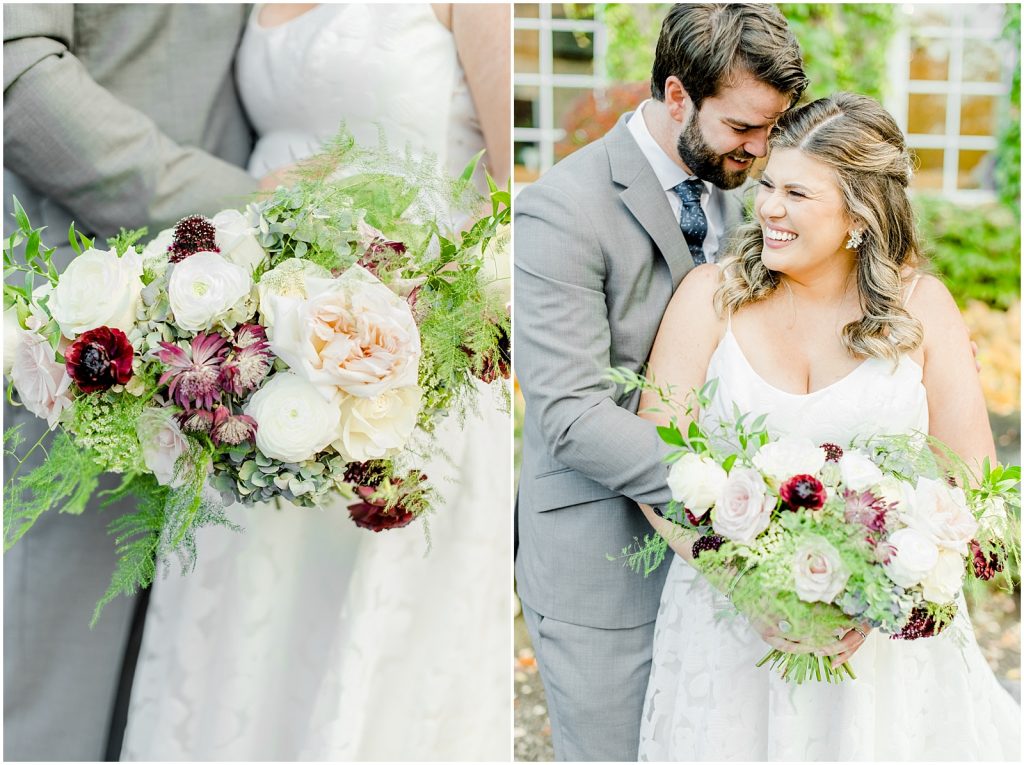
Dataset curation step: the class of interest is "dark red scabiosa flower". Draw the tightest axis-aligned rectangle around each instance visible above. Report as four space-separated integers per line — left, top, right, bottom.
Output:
891 605 954 640
779 474 827 511
157 332 228 409
219 324 274 397
65 326 134 393
209 406 258 447
820 442 844 462
969 539 1004 581
843 489 889 535
168 215 220 263
343 460 420 532
692 534 725 560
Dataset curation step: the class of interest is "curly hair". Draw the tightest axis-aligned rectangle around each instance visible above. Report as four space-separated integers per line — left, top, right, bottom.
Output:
715 93 925 362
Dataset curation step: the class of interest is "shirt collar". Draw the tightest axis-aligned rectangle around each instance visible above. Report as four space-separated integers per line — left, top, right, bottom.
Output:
627 99 713 198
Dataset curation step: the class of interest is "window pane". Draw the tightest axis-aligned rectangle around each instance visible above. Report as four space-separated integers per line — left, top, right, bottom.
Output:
908 5 953 26
963 4 1006 31
911 148 945 190
514 141 542 183
515 28 540 75
962 40 1005 84
909 36 951 81
957 149 994 190
907 93 947 135
551 4 594 20
552 30 595 75
515 4 540 19
514 85 539 129
553 86 597 160
960 94 999 136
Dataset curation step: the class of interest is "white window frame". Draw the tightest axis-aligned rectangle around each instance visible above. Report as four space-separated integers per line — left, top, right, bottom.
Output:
885 4 1012 203
513 5 609 194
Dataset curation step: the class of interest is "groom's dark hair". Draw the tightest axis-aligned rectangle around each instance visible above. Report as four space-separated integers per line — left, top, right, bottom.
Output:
651 4 808 109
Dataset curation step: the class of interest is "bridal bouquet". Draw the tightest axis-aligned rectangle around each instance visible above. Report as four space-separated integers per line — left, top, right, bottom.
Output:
609 371 1020 684
4 132 511 622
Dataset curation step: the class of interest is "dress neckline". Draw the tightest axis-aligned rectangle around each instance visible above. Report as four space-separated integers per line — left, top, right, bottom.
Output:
250 3 334 33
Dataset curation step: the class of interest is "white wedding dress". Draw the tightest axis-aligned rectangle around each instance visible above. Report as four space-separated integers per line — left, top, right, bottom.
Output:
120 5 510 761
638 315 1021 761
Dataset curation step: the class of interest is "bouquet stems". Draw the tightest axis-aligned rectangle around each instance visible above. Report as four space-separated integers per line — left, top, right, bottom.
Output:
756 649 857 684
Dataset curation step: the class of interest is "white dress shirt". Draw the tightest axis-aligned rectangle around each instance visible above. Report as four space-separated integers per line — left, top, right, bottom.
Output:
626 99 725 262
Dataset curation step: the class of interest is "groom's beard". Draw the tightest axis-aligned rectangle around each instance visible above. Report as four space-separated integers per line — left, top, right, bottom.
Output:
676 111 755 190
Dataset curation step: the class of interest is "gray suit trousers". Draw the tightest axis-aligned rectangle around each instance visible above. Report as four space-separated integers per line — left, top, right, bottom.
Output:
522 602 656 762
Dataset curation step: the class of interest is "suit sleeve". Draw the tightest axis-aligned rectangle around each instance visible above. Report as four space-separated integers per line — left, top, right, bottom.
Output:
514 180 674 508
2 4 258 235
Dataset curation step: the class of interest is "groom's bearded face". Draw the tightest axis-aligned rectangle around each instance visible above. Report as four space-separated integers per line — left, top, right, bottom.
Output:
676 108 756 190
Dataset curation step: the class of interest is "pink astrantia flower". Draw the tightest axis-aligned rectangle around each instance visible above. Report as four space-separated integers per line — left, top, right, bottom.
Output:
218 324 274 396
157 332 228 409
209 406 258 446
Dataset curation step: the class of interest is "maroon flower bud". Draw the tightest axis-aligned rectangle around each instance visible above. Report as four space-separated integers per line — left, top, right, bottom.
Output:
692 534 725 560
168 215 219 263
820 442 844 462
779 474 827 511
969 539 1003 581
891 605 954 640
65 326 134 393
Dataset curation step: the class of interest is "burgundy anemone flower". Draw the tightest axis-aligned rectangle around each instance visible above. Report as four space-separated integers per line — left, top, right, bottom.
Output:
969 539 1004 581
65 326 134 393
156 332 228 409
343 461 420 532
168 215 220 263
779 474 827 511
209 406 258 446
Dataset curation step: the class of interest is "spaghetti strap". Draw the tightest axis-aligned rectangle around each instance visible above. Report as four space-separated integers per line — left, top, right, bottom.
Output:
904 273 923 302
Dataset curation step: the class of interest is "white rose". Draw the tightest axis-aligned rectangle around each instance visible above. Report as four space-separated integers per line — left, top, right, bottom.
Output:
883 527 939 588
901 477 978 554
168 251 253 332
213 209 269 274
135 407 189 487
712 468 774 544
267 265 420 398
876 475 914 509
977 496 1009 536
256 258 331 328
49 248 144 338
792 536 849 603
4 305 24 376
752 436 826 485
921 548 965 604
244 372 342 463
838 450 884 492
10 330 73 429
666 452 727 518
475 224 511 308
332 386 422 462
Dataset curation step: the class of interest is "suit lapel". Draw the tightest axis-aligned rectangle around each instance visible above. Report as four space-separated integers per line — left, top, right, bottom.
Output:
605 116 693 287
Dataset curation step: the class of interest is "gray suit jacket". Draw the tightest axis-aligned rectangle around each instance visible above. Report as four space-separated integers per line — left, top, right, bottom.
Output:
3 5 255 760
514 114 745 629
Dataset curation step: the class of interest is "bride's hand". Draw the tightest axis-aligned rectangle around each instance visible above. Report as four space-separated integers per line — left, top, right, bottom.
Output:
823 624 872 667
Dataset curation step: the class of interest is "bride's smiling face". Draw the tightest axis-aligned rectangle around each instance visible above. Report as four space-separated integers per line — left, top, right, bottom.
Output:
756 147 858 278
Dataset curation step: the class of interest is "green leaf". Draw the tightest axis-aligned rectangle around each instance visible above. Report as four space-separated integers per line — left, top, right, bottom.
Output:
459 149 486 183
657 424 685 447
69 221 82 255
12 196 29 233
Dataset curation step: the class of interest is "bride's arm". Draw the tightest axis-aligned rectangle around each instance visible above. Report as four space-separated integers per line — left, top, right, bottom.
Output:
636 264 726 562
909 274 997 474
450 4 511 185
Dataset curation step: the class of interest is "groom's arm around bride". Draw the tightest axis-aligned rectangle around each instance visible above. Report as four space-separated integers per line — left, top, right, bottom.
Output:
514 4 806 760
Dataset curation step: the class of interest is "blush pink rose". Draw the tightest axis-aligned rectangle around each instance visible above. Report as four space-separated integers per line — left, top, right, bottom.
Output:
712 467 775 545
11 331 73 429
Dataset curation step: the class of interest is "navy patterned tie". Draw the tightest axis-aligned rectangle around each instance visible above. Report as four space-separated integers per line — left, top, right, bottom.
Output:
672 178 707 265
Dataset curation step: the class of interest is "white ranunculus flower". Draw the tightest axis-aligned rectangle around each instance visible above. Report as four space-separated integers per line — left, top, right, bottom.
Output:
49 247 144 338
666 452 728 519
135 407 189 487
792 536 849 603
838 450 884 492
10 330 73 429
244 372 342 463
752 436 826 485
256 258 331 328
267 265 420 399
900 477 978 554
213 209 269 274
883 527 939 588
712 468 774 545
168 251 253 332
474 224 511 308
977 495 1009 535
332 386 422 462
4 305 24 377
921 548 966 604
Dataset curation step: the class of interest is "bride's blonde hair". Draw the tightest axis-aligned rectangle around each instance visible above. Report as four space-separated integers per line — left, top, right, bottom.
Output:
715 92 924 361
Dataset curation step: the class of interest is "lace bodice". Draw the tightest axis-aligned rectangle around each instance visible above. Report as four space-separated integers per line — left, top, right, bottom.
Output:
236 4 484 182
